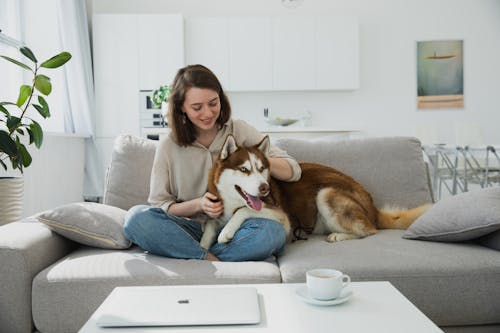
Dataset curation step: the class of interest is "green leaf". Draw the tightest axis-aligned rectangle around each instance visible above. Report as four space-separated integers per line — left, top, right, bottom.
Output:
29 121 43 148
26 128 33 144
34 75 52 95
17 142 32 167
20 47 37 63
0 101 17 106
0 55 33 71
16 128 25 135
33 104 43 114
11 158 22 172
6 116 21 131
0 104 9 116
0 130 18 156
12 159 22 172
151 85 171 108
40 51 72 68
37 95 50 118
11 137 23 172
0 158 7 171
16 85 32 107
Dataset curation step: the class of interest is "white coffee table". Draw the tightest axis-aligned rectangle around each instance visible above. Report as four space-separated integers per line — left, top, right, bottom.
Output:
78 282 443 333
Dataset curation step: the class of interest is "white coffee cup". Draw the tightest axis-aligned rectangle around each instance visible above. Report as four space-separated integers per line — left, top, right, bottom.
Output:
306 268 351 300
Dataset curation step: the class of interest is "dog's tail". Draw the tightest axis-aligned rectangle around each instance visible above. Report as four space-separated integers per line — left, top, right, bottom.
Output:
376 204 432 229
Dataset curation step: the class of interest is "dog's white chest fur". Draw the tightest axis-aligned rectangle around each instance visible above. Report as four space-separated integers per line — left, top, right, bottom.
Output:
200 135 291 250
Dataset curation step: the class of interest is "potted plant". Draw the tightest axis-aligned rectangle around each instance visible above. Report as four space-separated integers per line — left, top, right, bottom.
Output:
0 43 71 225
151 85 171 120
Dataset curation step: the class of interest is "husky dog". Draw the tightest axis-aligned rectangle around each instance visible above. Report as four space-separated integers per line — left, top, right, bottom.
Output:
199 135 431 249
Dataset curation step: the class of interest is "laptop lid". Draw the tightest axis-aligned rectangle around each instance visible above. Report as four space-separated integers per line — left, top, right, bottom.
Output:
95 286 261 327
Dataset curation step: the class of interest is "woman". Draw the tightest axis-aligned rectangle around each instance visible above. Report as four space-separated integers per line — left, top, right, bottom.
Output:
124 64 301 261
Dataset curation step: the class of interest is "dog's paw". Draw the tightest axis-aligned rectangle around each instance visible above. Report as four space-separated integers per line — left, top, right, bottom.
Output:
326 232 357 242
199 239 211 250
217 229 234 243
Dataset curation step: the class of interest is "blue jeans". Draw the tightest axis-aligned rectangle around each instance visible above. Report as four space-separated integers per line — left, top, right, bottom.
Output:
123 205 286 262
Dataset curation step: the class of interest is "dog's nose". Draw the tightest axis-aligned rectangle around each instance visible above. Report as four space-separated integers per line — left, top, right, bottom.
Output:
259 183 270 196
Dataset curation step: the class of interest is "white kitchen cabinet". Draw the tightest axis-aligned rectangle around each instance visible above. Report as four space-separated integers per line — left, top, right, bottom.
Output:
315 16 359 90
138 14 184 90
93 14 140 137
184 17 230 89
93 14 184 137
272 17 316 91
228 17 273 91
185 16 358 92
272 16 359 91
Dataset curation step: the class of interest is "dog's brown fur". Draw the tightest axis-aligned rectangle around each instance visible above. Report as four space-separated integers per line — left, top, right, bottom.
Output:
270 162 431 241
205 136 431 245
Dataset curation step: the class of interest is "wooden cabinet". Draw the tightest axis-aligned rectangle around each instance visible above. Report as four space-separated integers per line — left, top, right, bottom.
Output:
184 16 359 92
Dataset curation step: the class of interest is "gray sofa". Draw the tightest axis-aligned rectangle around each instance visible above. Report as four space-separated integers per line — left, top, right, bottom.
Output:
1 135 499 333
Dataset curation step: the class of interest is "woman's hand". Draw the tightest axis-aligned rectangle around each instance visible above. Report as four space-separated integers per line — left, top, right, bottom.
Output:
199 192 224 218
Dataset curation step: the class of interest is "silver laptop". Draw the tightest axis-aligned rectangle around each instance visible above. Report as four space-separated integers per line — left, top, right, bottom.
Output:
95 286 261 327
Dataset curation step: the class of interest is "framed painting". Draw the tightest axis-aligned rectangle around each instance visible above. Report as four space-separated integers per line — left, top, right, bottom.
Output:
417 40 464 109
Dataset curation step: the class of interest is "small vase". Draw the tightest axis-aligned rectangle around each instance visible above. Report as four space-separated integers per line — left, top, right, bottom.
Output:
0 177 24 226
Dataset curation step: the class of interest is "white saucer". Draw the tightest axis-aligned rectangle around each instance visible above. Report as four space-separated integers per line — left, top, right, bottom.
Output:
295 285 353 306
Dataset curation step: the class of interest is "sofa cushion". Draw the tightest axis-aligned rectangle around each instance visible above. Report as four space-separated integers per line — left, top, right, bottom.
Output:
104 136 433 212
32 246 281 333
275 136 433 209
477 229 500 251
37 202 131 249
277 230 500 327
404 187 500 242
103 135 157 210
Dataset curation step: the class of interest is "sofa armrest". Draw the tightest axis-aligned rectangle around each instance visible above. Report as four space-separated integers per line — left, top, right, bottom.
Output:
0 218 75 333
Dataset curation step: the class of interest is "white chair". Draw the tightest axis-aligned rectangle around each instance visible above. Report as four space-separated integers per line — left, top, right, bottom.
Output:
422 144 465 200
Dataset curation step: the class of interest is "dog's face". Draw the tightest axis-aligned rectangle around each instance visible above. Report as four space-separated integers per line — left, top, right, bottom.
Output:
213 135 271 211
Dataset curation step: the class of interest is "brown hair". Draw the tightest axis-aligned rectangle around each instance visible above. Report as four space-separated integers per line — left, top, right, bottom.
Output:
167 64 231 146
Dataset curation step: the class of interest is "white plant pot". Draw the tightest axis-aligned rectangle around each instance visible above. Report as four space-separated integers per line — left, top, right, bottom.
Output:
0 177 24 225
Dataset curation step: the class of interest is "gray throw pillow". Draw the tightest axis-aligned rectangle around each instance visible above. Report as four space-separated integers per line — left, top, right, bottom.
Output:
477 229 500 251
404 187 500 242
37 202 131 249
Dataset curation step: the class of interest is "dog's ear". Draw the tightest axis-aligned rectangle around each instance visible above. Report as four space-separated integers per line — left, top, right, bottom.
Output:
220 135 238 160
256 135 270 155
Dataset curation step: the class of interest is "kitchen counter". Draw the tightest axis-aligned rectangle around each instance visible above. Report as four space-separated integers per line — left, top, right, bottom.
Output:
256 126 360 140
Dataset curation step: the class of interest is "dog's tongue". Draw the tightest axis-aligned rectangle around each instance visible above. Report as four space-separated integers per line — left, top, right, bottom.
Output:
247 194 262 211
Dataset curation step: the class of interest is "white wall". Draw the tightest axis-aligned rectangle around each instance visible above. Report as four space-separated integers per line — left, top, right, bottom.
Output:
93 0 500 145
22 134 85 217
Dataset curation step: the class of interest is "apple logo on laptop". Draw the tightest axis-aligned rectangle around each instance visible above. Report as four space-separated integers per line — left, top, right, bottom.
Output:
178 299 190 304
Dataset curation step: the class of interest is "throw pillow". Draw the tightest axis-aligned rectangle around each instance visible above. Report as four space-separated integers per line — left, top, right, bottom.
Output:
477 229 500 251
403 187 500 242
37 202 131 249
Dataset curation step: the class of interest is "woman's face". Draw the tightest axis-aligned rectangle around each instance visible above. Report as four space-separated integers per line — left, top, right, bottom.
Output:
182 87 221 133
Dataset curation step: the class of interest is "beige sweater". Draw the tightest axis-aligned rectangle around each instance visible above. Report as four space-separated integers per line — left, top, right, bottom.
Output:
148 119 301 218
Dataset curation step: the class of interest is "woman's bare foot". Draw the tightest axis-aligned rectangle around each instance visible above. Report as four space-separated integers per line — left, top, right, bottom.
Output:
205 252 220 261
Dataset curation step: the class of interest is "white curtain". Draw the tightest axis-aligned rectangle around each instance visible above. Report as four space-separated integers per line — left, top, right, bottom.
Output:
0 0 22 114
1 0 103 195
0 1 23 177
56 0 104 198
